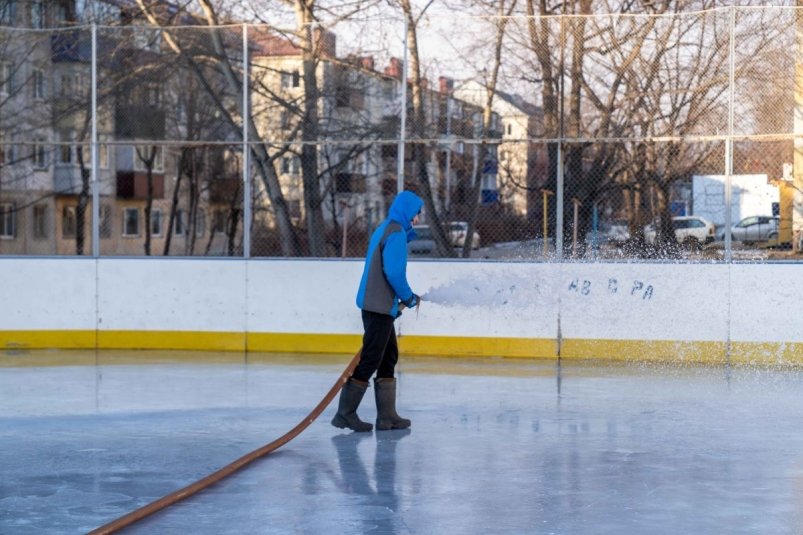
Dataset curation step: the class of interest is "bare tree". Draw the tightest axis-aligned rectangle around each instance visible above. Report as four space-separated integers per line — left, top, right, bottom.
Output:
133 0 302 255
392 0 455 256
455 0 518 257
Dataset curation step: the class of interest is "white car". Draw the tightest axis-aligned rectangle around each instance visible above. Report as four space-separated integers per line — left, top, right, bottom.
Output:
644 216 716 245
718 216 779 244
448 221 480 249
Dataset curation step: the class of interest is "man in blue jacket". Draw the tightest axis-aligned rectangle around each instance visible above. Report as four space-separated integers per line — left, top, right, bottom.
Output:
332 190 423 432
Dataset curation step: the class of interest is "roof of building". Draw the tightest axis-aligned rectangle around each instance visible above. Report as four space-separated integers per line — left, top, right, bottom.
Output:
493 88 541 117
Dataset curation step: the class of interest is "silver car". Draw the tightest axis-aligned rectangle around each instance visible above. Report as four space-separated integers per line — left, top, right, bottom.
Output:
407 224 437 256
719 216 779 244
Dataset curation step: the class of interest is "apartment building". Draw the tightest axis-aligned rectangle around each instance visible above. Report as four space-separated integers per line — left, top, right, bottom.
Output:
0 1 510 256
0 0 242 256
250 29 502 234
453 79 546 217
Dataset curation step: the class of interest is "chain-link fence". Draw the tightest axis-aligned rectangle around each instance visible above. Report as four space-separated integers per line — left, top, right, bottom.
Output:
0 4 801 260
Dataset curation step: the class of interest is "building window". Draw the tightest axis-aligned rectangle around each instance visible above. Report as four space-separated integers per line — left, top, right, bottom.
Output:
60 74 72 96
281 156 300 175
133 146 163 172
3 142 14 165
78 144 90 166
212 209 226 234
32 69 45 99
144 83 160 106
288 199 301 220
31 1 44 28
0 203 15 238
59 142 72 164
33 139 48 169
122 207 139 237
0 1 16 25
33 204 47 239
99 143 109 168
507 123 512 135
174 209 185 236
56 2 70 24
150 209 162 236
100 205 111 238
281 156 291 174
281 70 300 89
382 80 396 101
0 62 14 96
62 206 76 238
194 210 205 237
34 140 48 168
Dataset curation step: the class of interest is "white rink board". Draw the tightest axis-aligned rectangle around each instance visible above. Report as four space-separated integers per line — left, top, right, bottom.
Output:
97 259 247 332
247 259 364 335
0 258 96 330
401 261 559 339
559 263 730 342
1 258 802 349
729 264 803 343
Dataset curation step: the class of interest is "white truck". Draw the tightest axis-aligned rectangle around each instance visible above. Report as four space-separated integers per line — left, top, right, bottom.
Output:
691 174 779 229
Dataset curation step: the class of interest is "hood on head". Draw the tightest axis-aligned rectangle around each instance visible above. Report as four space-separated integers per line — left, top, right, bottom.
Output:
388 191 423 230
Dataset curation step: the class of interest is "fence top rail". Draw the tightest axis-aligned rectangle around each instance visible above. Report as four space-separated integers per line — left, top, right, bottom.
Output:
0 5 799 32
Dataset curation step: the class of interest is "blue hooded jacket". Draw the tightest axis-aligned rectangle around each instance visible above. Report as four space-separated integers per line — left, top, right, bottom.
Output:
356 191 424 316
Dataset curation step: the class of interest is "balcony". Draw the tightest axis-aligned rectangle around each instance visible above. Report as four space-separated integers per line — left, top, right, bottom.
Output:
335 87 365 110
54 165 85 195
209 177 242 205
380 115 400 138
114 106 166 139
51 31 91 63
116 171 164 199
335 173 366 194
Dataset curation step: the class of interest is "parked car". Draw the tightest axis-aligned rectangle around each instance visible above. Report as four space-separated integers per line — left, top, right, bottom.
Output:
407 224 437 256
717 216 779 244
448 221 481 249
644 216 716 245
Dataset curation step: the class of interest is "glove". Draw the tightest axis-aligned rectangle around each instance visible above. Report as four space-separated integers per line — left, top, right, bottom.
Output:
404 293 420 309
394 308 403 319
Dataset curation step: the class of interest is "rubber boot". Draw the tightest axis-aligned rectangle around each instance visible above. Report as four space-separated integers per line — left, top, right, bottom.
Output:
374 378 411 431
331 378 373 432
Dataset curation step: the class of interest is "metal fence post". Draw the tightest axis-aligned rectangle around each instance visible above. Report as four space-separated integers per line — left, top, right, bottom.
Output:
397 17 408 195
91 24 99 258
242 23 251 259
724 6 736 263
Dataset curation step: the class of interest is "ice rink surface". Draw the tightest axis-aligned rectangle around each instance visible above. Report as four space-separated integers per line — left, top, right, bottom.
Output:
2 350 803 534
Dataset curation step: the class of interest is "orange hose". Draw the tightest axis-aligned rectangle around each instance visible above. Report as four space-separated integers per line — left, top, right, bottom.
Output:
89 349 362 534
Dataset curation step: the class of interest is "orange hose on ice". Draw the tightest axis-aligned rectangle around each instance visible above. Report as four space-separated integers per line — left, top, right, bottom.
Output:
89 350 362 534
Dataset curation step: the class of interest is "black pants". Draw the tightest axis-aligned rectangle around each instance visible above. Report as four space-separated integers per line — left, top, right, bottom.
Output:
352 310 398 382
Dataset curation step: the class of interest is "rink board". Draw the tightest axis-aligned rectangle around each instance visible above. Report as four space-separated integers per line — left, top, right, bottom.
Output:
0 258 801 364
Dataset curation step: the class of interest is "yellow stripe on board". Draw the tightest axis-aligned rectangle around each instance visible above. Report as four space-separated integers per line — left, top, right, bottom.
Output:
2 330 803 365
247 333 362 354
398 335 556 359
97 331 245 352
729 341 803 366
0 330 96 350
561 339 729 364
